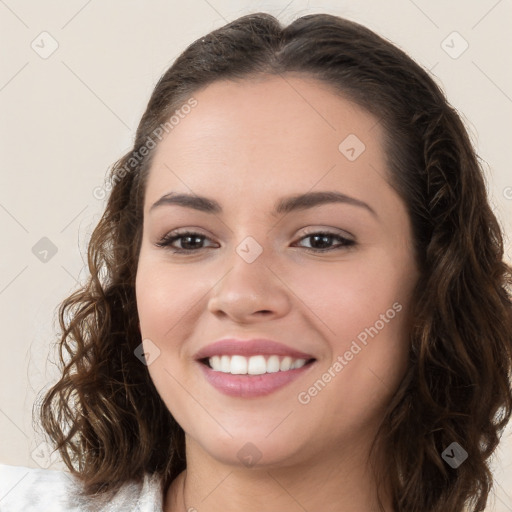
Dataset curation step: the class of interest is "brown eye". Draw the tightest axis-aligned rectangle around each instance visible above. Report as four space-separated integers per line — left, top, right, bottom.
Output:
295 232 355 252
155 231 216 253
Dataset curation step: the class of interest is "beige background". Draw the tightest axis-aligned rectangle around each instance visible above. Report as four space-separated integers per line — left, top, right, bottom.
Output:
0 0 511 510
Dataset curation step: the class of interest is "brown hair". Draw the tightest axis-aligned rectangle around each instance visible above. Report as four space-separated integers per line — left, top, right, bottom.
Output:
39 12 512 511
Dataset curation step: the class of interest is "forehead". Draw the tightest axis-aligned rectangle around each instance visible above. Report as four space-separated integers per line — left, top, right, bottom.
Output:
143 74 391 216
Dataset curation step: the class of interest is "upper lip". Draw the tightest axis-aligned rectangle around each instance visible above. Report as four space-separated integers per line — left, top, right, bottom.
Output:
194 338 316 361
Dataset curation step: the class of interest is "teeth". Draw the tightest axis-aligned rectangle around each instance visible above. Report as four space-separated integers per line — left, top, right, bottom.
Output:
267 355 280 373
280 356 292 371
247 355 266 375
230 355 247 374
220 355 230 372
207 355 308 374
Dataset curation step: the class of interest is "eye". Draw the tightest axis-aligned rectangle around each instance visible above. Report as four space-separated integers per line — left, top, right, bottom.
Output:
155 231 217 253
155 229 356 254
294 231 355 252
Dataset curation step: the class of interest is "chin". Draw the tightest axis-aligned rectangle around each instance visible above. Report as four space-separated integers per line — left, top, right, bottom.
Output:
187 428 315 470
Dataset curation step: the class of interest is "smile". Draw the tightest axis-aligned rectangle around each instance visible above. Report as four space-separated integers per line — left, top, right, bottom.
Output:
204 354 312 375
198 356 316 398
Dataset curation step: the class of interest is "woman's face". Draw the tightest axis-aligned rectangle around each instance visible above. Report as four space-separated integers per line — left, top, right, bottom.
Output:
135 75 419 469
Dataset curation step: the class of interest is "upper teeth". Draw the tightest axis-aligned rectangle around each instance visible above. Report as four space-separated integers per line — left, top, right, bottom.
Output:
208 355 307 375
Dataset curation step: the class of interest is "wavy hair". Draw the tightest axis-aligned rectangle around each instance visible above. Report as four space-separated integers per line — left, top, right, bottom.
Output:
38 12 512 511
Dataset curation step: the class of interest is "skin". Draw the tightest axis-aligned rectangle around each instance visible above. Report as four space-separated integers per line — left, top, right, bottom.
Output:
135 74 419 512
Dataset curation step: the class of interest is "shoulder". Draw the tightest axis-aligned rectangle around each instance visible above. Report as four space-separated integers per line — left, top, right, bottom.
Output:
0 464 78 511
0 464 164 512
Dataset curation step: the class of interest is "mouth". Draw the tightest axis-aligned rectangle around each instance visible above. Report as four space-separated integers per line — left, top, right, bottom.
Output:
196 354 317 398
194 338 317 397
199 354 317 375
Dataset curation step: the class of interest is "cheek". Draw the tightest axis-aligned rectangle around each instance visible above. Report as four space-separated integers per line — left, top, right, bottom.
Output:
287 252 414 410
135 257 208 337
291 253 414 421
135 259 208 426
281 253 412 348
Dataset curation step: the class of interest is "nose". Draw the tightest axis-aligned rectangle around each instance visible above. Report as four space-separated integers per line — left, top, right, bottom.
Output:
207 249 291 323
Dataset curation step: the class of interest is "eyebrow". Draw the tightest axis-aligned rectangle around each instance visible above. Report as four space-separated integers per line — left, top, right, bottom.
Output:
149 190 377 218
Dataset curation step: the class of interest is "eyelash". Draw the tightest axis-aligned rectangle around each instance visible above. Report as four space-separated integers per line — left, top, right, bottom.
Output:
155 230 356 254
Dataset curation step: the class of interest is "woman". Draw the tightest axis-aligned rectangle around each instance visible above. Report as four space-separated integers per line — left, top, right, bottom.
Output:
1 11 511 512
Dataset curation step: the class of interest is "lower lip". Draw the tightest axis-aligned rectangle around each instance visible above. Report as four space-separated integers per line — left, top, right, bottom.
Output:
197 360 315 398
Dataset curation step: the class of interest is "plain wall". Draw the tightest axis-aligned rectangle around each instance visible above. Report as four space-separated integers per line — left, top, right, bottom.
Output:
1 0 511 510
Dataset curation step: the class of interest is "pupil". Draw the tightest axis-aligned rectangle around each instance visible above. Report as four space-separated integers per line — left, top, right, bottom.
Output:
182 235 202 249
312 234 331 248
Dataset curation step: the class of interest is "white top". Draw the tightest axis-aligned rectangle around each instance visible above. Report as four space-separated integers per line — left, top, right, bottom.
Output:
0 464 164 511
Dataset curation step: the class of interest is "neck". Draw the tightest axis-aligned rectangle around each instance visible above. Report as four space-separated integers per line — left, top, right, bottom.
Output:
164 439 394 512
